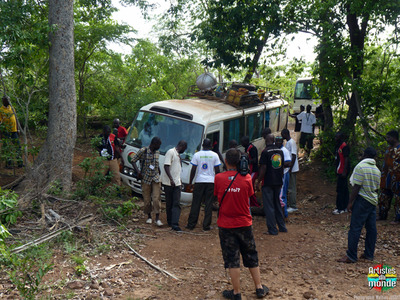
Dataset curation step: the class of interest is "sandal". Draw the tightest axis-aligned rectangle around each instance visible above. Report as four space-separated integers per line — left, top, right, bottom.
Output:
256 284 269 298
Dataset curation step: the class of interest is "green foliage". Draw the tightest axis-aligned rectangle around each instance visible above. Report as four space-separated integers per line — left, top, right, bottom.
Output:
74 156 109 200
97 197 139 222
0 188 22 226
3 245 53 300
47 180 63 196
71 255 87 276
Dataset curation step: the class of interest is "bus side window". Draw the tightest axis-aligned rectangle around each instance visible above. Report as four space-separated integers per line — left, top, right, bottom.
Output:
247 112 264 141
223 117 245 151
265 111 270 129
268 108 280 133
206 131 221 152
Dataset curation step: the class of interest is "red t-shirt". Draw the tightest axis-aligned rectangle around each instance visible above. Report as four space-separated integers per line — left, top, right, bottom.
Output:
214 171 254 228
117 126 128 140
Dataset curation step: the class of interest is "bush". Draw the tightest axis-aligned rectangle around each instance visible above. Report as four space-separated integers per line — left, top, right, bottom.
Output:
0 188 22 226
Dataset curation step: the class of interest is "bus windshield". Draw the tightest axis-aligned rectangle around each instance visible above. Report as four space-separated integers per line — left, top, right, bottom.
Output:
294 81 319 100
125 111 204 160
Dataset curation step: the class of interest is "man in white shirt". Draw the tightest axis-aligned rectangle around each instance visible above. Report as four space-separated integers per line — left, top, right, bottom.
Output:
282 129 300 213
161 140 188 232
186 139 221 231
275 136 292 218
297 104 316 157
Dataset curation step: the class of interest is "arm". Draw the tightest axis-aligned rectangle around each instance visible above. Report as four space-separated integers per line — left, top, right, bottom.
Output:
189 165 197 185
347 184 361 212
289 154 296 172
164 165 175 187
341 146 350 177
214 166 220 175
284 160 291 168
256 164 266 192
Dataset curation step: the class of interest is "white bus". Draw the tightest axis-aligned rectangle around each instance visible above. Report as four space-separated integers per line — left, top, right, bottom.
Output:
120 93 289 204
293 77 321 112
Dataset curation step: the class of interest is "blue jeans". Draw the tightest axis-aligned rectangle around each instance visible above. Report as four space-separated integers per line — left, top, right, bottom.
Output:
346 195 377 262
280 172 290 217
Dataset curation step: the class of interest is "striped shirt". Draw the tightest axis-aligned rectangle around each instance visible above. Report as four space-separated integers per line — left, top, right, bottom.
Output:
350 158 380 205
131 147 160 185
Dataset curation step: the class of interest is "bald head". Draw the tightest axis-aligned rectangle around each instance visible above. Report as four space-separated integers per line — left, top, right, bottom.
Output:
265 134 275 146
113 118 120 129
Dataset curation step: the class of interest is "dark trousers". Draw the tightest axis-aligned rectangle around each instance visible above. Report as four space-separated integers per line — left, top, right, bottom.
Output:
336 174 349 210
262 185 287 235
346 195 377 262
187 183 214 230
164 185 181 228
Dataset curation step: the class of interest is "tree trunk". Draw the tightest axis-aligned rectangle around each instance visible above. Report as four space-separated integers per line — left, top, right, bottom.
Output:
23 0 76 196
243 36 268 83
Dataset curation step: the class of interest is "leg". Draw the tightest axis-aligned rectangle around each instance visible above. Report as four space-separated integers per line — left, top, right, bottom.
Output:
171 186 182 228
336 175 349 211
378 189 392 220
187 184 203 228
164 185 173 226
202 183 214 230
151 182 161 215
262 186 278 234
249 267 262 289
141 183 152 217
109 158 121 185
346 196 371 262
273 186 287 232
287 172 297 209
364 203 377 260
394 193 400 221
281 172 290 217
228 268 241 295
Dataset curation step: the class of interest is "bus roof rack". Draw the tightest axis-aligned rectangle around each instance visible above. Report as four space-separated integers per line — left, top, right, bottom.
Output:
186 82 282 107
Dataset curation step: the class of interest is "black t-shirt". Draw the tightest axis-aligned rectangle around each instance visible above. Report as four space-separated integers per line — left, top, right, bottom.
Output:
259 145 284 186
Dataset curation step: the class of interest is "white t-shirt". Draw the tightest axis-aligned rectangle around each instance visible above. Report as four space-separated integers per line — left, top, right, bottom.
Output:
190 150 221 183
297 111 316 134
285 138 299 173
161 147 182 186
281 146 292 174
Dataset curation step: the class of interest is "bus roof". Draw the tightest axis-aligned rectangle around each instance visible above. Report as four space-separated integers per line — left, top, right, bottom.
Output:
139 97 287 125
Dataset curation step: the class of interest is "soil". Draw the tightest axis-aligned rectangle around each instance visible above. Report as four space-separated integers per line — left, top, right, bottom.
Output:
1 134 400 299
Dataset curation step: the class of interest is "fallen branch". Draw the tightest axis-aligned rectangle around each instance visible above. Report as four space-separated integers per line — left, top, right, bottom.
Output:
1 175 25 190
11 214 94 254
123 239 180 280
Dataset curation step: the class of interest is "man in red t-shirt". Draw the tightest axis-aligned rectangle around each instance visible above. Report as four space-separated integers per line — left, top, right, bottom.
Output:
113 118 128 144
214 148 269 300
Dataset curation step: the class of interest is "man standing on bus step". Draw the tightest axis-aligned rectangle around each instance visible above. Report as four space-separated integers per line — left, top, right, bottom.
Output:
215 148 269 300
333 132 350 215
186 138 221 231
281 129 299 213
296 104 316 158
241 136 259 207
162 140 188 232
256 134 287 235
131 137 163 227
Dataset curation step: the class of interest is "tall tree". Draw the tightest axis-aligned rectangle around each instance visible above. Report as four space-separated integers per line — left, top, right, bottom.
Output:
26 0 76 194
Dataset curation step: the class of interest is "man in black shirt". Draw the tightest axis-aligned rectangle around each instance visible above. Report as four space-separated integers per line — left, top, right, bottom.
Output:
256 134 287 235
241 136 259 207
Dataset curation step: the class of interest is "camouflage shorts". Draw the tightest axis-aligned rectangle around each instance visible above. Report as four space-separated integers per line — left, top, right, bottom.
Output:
218 226 259 269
